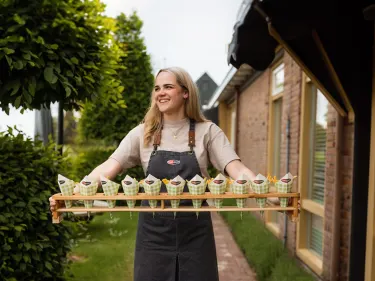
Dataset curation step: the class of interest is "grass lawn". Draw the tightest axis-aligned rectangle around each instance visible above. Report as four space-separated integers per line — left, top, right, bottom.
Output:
65 212 138 281
221 199 316 281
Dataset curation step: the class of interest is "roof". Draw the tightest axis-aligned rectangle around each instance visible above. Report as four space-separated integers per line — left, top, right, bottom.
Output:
195 72 218 107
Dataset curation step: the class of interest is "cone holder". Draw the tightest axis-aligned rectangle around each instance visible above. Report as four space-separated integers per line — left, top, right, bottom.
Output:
51 191 300 223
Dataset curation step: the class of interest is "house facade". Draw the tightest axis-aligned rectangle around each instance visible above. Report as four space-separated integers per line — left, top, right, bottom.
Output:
206 49 354 281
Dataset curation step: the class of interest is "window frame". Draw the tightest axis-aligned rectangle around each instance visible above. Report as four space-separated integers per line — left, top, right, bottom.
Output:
266 61 285 233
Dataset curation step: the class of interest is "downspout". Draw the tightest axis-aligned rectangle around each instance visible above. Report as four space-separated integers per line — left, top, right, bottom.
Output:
235 86 240 151
284 117 291 248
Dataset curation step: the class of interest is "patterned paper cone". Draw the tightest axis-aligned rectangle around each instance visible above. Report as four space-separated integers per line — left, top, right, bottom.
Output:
275 173 294 208
208 174 227 209
79 176 98 208
100 175 120 208
187 175 206 218
121 175 140 209
57 174 75 208
143 175 161 211
251 174 270 210
165 176 185 218
231 175 250 219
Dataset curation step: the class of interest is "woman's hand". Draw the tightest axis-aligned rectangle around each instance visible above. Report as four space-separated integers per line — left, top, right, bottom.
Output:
225 160 256 181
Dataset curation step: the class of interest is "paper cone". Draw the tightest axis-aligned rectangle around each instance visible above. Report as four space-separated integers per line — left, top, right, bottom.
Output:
251 174 270 208
100 175 120 208
187 175 206 217
231 174 250 209
208 173 227 209
143 174 161 209
165 176 185 218
275 173 294 207
57 174 75 208
121 175 140 209
79 176 98 208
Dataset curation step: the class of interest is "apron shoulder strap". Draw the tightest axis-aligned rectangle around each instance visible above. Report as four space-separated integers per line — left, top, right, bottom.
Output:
188 119 195 151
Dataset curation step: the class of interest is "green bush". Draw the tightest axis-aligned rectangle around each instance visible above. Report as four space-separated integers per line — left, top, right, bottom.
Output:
0 128 72 280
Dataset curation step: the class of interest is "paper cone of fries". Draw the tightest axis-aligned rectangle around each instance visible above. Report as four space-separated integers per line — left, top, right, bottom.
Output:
100 175 120 208
164 175 185 218
275 173 294 207
231 174 250 209
121 175 140 209
57 174 75 208
208 173 227 209
142 174 161 209
187 174 206 218
251 174 270 208
79 176 98 208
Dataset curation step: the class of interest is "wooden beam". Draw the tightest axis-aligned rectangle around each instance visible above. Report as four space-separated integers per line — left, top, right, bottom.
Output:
52 192 300 201
312 30 355 123
267 23 348 119
365 21 375 281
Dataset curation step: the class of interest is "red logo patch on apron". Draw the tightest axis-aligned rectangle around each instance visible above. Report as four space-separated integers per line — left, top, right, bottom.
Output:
281 179 291 183
167 160 180 165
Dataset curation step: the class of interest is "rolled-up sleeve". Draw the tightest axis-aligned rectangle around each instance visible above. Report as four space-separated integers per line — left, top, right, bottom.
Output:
207 123 241 174
109 125 142 172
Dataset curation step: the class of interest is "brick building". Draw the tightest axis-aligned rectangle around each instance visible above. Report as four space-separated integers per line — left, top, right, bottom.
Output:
206 49 354 281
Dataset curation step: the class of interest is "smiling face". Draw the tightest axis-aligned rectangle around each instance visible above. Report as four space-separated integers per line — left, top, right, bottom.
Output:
153 71 188 117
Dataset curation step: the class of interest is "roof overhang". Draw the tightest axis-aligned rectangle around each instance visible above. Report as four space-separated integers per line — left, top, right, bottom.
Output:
207 64 253 109
227 0 374 121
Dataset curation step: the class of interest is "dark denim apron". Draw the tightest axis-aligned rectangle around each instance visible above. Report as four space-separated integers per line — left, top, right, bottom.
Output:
133 119 219 281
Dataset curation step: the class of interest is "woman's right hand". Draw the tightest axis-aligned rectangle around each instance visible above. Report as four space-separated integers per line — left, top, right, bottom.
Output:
49 196 57 212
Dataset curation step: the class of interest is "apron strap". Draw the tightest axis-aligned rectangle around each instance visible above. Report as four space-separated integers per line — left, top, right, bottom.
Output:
189 119 195 151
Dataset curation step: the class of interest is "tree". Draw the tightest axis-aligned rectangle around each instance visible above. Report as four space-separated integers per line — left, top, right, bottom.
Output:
78 12 154 145
0 0 125 114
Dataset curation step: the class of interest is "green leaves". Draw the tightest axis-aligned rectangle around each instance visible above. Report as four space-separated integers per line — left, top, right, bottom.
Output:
0 0 123 113
43 67 58 84
0 129 71 280
79 11 153 145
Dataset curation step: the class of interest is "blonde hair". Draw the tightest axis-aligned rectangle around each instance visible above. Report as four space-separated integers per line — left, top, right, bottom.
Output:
143 67 208 146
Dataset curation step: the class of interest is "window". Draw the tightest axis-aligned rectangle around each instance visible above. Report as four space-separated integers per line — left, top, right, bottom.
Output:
266 62 284 233
297 78 331 275
272 63 284 96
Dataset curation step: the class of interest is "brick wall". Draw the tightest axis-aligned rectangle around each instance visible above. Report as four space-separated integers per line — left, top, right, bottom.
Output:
339 120 354 281
277 53 302 253
231 51 354 280
237 69 270 175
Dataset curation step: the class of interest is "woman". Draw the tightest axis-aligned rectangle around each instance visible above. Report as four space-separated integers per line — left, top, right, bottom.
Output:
50 67 256 281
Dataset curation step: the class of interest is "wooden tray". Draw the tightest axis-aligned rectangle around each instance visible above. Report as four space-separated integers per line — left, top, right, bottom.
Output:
51 192 300 223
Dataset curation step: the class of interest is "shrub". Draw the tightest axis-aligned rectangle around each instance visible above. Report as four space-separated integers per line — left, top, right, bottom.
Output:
0 128 72 280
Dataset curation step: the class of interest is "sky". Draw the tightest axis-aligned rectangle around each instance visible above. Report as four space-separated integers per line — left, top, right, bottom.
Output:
0 0 244 139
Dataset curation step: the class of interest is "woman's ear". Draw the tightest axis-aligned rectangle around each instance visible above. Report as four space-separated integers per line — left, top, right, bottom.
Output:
183 93 189 99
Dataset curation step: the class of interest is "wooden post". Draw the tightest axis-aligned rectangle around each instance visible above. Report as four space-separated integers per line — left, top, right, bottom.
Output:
52 200 63 224
292 196 299 222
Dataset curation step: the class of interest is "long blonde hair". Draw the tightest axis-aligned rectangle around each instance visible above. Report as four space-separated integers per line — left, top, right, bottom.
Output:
143 67 207 146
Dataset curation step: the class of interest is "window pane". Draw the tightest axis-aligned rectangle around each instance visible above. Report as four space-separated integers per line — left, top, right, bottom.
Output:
308 213 323 257
309 89 328 205
272 64 284 96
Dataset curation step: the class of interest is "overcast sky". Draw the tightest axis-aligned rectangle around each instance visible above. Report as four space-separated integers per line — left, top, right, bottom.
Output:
0 0 244 139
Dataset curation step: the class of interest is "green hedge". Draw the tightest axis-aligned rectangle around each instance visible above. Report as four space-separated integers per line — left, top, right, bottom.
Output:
221 199 315 281
0 128 72 281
